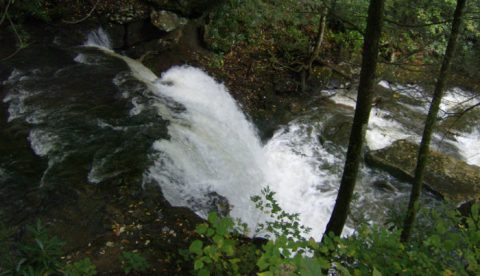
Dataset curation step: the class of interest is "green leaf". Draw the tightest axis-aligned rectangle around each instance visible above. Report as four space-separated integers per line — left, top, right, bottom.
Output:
194 259 204 270
213 235 224 246
335 262 352 276
471 203 479 218
257 272 274 276
208 212 218 225
206 229 215 237
196 224 209 235
189 240 204 256
298 258 323 276
373 267 382 276
223 240 235 256
198 268 210 276
216 219 230 236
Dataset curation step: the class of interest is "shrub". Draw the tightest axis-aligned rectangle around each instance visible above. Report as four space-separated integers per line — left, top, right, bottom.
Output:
186 188 480 275
119 251 150 274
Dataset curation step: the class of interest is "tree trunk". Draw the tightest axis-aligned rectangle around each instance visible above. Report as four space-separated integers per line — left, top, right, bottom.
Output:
400 0 467 243
323 0 385 237
301 6 328 92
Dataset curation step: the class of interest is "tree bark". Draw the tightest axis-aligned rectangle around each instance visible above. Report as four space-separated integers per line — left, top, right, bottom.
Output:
323 0 385 237
400 0 467 243
301 6 328 92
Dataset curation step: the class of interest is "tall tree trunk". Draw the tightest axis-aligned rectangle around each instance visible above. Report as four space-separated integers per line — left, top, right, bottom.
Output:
400 0 467 243
301 6 328 92
323 0 385 237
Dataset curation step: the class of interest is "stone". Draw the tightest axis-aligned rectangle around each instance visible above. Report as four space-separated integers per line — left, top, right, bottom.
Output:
103 22 126 49
458 199 479 217
372 180 398 193
150 10 187 32
365 139 480 203
206 192 231 217
322 112 353 147
125 19 161 47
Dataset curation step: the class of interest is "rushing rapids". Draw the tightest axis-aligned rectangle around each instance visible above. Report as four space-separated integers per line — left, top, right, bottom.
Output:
2 28 479 239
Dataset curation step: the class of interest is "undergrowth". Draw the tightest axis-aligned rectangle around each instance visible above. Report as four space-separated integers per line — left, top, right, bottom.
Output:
185 188 480 275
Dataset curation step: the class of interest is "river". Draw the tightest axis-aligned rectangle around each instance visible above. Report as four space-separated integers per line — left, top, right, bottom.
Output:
1 28 479 240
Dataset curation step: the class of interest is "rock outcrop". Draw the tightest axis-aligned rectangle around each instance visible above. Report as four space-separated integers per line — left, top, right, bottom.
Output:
150 10 188 32
365 139 480 203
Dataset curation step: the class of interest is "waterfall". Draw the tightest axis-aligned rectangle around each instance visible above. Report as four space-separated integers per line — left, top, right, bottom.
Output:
82 28 353 238
85 27 112 49
4 27 477 241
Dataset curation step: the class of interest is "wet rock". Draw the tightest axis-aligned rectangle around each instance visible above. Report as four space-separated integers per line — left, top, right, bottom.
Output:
458 199 479 217
206 192 231 217
365 139 480 203
103 23 126 49
372 180 398 193
104 5 149 25
322 112 353 147
125 19 161 47
150 10 187 32
125 29 182 59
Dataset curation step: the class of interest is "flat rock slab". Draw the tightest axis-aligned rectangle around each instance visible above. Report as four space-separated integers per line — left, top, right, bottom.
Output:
365 139 480 203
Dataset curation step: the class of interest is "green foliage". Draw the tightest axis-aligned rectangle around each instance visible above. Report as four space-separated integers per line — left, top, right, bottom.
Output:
252 187 311 240
312 202 480 275
8 0 52 22
187 188 480 275
205 0 479 78
205 0 326 65
0 214 18 275
119 251 150 274
14 220 65 275
187 212 240 275
64 258 97 276
253 187 330 275
0 219 99 276
204 0 264 52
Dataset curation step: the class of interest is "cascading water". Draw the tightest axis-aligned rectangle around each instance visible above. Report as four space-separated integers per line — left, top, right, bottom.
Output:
79 29 412 238
3 28 479 240
79 30 353 237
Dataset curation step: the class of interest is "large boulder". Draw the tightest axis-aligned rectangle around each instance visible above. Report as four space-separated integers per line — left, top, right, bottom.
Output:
365 139 480 203
150 10 188 32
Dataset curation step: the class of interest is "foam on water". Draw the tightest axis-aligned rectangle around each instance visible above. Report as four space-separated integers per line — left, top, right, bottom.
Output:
366 109 416 150
7 28 476 241
440 87 480 115
85 27 112 49
263 123 353 237
453 127 480 166
87 51 415 238
380 80 480 116
328 91 416 150
82 45 357 238
146 66 267 230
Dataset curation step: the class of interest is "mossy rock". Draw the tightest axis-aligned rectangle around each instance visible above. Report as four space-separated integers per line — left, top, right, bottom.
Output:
365 139 480 203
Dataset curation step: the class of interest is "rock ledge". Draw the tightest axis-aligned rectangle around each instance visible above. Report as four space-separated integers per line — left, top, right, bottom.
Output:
365 139 480 203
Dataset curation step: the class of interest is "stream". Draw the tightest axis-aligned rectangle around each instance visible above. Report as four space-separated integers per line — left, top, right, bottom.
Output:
1 29 479 240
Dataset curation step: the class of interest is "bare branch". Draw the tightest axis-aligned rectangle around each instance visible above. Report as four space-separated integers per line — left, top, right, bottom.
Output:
0 0 12 25
62 0 99 24
1 12 28 61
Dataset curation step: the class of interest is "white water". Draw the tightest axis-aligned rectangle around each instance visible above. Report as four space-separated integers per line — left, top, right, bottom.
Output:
329 81 480 166
327 89 417 151
453 127 480 166
6 28 477 241
379 80 480 165
80 29 358 238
